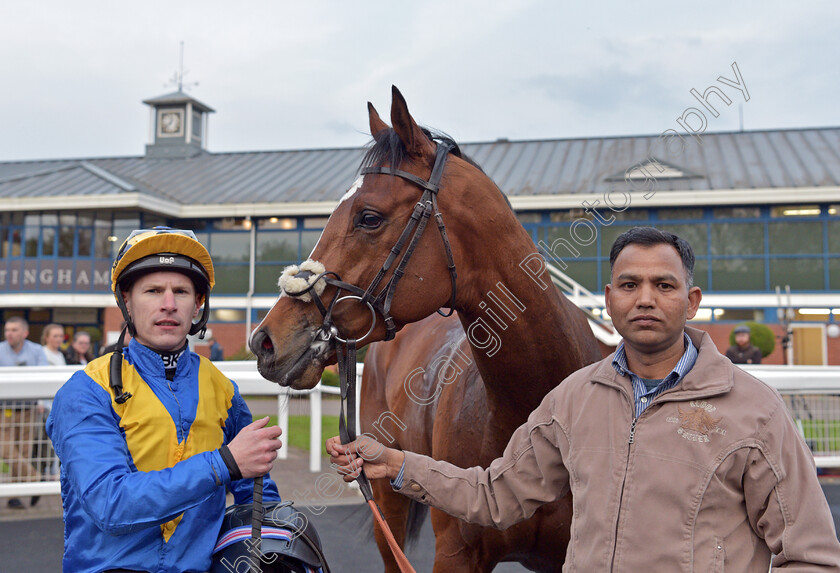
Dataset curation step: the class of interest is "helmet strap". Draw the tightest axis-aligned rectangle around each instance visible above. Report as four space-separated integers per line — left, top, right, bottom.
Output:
115 288 137 338
108 323 133 404
190 295 210 338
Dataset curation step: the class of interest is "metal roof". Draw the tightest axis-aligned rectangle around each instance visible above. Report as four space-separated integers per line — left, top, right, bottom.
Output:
0 126 838 214
142 90 215 113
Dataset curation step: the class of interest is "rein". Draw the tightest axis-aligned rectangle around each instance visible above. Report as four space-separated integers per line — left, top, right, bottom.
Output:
279 142 459 573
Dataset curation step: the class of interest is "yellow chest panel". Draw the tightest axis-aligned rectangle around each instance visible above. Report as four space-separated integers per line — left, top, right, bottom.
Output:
86 353 234 540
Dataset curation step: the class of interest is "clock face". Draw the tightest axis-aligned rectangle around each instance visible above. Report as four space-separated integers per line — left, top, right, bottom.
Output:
159 110 183 136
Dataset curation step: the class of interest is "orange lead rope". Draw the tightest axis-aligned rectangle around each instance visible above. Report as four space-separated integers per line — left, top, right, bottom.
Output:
368 499 417 572
337 339 417 573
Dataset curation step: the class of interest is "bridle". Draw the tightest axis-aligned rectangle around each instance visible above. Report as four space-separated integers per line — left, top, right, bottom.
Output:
273 140 460 573
289 140 457 346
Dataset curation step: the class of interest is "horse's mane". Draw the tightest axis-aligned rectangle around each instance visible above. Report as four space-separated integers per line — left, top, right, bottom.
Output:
360 127 514 211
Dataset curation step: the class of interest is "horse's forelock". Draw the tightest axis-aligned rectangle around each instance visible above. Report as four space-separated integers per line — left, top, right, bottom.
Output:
359 126 511 210
361 127 479 171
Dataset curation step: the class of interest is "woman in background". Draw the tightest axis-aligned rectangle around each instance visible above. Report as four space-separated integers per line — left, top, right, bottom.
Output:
63 331 94 365
40 323 66 366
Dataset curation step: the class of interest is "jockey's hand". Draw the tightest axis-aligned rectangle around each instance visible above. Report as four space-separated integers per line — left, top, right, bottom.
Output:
326 435 405 482
227 416 283 479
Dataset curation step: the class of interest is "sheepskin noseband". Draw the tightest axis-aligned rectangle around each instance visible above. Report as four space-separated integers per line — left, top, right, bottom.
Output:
277 259 327 302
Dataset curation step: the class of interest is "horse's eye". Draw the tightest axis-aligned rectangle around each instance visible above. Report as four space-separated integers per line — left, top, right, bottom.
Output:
357 211 383 229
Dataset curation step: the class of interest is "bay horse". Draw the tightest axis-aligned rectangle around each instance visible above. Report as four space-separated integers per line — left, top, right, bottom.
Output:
251 86 602 572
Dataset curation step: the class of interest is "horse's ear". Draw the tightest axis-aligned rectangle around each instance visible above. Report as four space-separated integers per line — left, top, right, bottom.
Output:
368 102 389 136
390 85 434 157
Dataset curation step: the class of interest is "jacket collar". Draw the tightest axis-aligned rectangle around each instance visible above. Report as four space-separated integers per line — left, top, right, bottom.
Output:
124 338 196 380
592 326 734 399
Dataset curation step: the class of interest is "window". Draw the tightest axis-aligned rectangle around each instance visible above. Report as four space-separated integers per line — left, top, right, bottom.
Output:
768 221 822 254
657 208 703 220
770 205 820 218
516 212 542 224
59 224 75 256
213 265 250 294
210 232 250 263
770 259 824 290
711 259 765 291
300 231 323 260
656 224 708 255
257 233 296 262
710 223 763 256
562 261 598 292
259 217 297 230
713 207 760 219
543 225 597 258
42 227 56 256
304 217 329 229
256 266 282 293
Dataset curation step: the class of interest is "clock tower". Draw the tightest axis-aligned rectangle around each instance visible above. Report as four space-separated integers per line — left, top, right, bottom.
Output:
143 90 215 158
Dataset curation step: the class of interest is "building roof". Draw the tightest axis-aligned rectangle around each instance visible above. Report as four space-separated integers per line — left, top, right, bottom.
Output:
142 90 215 113
1 126 838 217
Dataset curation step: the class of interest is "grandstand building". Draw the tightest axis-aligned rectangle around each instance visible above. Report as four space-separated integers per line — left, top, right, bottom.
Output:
2 90 839 363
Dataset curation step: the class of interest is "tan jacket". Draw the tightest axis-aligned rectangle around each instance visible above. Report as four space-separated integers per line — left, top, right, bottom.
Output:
397 327 840 571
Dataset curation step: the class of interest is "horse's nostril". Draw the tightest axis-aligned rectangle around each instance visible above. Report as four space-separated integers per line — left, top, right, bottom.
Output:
250 329 273 357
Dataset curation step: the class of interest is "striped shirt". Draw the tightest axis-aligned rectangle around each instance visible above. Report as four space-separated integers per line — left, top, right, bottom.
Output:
612 332 698 418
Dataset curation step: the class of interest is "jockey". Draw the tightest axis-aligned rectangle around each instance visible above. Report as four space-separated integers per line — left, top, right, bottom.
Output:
47 227 283 573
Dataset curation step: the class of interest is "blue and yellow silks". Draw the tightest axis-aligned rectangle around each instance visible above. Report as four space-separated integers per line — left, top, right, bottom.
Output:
47 339 280 573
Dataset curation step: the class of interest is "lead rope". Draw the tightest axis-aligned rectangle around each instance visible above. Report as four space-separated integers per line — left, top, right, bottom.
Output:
250 475 264 573
337 337 417 573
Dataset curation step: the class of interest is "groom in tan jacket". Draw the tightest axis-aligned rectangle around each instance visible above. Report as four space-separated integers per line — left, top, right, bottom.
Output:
328 226 840 571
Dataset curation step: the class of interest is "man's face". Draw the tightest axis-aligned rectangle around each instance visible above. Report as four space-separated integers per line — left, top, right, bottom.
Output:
605 243 702 357
3 322 28 350
122 271 201 352
735 332 751 347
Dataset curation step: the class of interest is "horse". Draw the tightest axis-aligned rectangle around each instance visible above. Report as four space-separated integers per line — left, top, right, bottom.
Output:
250 86 603 572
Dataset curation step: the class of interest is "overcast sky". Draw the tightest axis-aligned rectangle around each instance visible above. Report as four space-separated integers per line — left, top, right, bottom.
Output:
0 1 837 162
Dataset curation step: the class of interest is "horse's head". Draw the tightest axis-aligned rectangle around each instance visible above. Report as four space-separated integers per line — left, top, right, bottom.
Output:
250 86 508 388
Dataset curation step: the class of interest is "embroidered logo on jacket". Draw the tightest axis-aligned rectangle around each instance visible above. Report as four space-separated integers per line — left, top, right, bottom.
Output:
666 400 726 442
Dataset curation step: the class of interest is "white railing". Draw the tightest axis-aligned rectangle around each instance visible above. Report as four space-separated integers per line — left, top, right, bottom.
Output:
1 362 839 498
0 362 361 497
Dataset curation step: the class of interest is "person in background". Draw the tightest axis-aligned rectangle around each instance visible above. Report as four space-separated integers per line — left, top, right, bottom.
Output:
63 330 94 365
725 324 763 364
40 323 66 366
209 336 224 361
0 316 48 510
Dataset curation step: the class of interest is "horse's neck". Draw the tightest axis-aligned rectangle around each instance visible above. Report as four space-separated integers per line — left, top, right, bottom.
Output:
455 219 596 411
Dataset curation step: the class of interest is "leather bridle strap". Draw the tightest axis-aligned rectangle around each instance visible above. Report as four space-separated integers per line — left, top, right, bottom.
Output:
250 475 264 573
337 335 416 573
284 142 458 345
359 141 458 334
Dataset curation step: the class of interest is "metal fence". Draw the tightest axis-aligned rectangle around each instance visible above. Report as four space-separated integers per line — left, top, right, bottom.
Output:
1 362 839 498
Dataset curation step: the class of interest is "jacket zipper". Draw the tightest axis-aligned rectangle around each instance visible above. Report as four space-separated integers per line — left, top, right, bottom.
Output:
609 416 638 571
166 379 184 443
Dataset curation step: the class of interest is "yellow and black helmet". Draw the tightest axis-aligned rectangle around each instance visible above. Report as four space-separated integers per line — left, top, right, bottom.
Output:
111 227 215 337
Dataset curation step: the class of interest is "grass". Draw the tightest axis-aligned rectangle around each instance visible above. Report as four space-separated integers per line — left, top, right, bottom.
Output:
799 419 840 452
268 414 340 457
